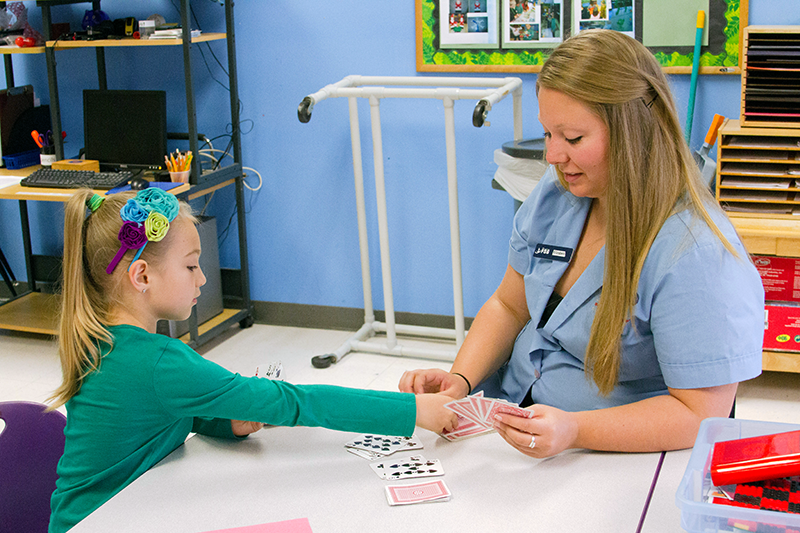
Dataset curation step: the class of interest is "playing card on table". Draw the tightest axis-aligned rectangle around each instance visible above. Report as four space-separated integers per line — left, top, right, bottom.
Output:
344 434 422 459
385 480 451 506
346 447 385 460
369 454 444 480
255 361 284 380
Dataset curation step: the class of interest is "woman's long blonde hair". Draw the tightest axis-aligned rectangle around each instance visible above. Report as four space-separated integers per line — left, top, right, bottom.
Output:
537 30 735 395
48 189 193 409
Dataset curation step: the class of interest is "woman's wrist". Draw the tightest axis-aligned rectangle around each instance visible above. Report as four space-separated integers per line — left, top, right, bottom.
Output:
451 372 472 395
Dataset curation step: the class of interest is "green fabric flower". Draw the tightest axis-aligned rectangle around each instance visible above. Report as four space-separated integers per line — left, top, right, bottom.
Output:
144 211 170 242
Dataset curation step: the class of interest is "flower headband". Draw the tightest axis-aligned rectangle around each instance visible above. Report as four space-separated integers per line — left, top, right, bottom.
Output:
105 188 180 274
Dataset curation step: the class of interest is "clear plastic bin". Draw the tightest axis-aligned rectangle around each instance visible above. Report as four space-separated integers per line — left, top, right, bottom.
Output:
676 417 800 532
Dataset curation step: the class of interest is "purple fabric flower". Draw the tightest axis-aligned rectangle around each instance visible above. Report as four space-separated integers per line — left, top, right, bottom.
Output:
118 222 147 249
106 222 147 274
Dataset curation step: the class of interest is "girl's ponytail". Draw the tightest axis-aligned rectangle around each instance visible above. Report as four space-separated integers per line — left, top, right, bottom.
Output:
49 190 114 409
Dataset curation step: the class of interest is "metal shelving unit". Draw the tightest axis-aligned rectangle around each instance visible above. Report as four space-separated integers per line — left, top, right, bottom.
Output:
0 1 253 347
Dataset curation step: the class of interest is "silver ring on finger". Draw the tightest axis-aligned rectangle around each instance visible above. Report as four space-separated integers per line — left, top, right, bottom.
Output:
528 435 536 449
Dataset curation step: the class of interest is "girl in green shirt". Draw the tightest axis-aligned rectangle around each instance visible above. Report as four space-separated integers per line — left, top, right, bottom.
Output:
48 189 457 532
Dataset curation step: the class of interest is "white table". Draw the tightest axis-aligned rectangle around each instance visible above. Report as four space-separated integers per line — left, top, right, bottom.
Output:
70 423 668 533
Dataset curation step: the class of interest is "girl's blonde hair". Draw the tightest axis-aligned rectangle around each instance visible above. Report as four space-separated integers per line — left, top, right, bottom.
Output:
48 189 194 409
537 30 736 395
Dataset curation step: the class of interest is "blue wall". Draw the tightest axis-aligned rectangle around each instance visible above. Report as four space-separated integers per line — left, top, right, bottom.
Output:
0 0 794 319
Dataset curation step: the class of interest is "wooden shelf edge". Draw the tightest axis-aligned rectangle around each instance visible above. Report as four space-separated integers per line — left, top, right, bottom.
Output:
47 33 226 49
763 350 800 373
177 308 241 343
0 45 46 55
0 292 60 335
0 295 243 346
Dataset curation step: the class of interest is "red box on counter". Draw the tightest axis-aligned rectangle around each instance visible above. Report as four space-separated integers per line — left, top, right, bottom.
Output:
751 255 800 304
763 303 800 353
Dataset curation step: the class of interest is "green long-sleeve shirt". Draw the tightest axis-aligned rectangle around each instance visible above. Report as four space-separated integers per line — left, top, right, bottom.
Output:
50 325 416 532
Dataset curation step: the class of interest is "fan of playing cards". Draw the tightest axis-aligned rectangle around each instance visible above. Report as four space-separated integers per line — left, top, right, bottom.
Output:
441 391 533 441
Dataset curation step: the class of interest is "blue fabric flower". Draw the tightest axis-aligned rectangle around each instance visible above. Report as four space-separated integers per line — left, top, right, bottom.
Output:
135 188 179 222
120 199 149 223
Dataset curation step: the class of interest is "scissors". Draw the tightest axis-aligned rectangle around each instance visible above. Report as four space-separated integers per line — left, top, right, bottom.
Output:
31 130 44 148
31 129 64 148
32 129 50 147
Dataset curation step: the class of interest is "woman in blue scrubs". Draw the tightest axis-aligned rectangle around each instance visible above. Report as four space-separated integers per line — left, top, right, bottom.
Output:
399 30 764 458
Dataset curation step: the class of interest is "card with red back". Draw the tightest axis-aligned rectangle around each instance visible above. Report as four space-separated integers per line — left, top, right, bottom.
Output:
444 399 484 427
441 413 479 435
441 424 493 441
486 400 533 424
486 400 534 422
468 395 485 422
440 414 493 441
385 479 451 505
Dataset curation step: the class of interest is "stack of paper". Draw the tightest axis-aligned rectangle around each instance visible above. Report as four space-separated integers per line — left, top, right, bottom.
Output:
150 29 202 40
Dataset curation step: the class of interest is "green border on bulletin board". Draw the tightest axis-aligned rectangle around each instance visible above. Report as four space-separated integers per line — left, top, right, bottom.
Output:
416 0 747 74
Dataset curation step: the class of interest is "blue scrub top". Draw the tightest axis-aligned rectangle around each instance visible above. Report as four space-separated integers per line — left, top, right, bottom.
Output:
476 167 764 411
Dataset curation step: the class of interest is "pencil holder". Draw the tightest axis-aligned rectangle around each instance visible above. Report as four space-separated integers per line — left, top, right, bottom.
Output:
39 145 56 167
164 150 193 183
169 170 190 183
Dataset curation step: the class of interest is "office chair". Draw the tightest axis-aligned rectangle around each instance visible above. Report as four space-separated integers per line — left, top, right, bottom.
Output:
0 401 66 533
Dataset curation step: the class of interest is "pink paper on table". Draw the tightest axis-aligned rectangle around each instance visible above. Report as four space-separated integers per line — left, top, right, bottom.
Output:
202 518 312 533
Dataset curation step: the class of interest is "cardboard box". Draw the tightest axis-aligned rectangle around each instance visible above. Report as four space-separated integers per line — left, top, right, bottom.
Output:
751 255 800 304
764 303 800 353
52 159 100 172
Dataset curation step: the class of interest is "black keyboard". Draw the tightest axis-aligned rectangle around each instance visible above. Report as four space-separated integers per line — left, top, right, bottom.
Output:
20 168 134 190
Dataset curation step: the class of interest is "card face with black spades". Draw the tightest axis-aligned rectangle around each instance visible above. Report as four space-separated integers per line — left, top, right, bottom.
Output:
346 447 384 460
344 434 419 457
369 455 444 480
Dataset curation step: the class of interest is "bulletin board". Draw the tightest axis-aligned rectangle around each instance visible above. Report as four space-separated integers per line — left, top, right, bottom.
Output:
416 0 748 74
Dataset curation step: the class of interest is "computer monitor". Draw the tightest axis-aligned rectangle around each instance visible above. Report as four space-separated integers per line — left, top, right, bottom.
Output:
83 90 168 172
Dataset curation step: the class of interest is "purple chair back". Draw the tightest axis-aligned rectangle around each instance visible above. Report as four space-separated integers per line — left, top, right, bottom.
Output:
0 401 66 533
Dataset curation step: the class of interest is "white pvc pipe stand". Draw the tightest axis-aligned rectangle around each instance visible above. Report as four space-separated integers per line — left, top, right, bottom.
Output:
299 76 523 366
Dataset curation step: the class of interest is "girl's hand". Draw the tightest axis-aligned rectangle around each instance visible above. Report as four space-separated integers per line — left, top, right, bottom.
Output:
414 393 459 434
231 419 263 436
492 404 579 458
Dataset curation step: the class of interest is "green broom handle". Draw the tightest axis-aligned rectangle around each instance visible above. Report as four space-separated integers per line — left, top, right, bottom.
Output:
685 10 705 143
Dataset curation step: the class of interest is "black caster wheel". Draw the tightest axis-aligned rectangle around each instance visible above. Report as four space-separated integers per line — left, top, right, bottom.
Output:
239 315 254 329
298 96 313 123
311 354 337 368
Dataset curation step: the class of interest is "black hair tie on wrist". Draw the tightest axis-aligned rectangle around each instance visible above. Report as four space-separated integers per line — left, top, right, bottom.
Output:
452 372 472 395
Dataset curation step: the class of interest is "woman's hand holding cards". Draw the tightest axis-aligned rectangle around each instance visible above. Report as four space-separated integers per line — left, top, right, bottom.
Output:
492 403 579 458
415 393 459 434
